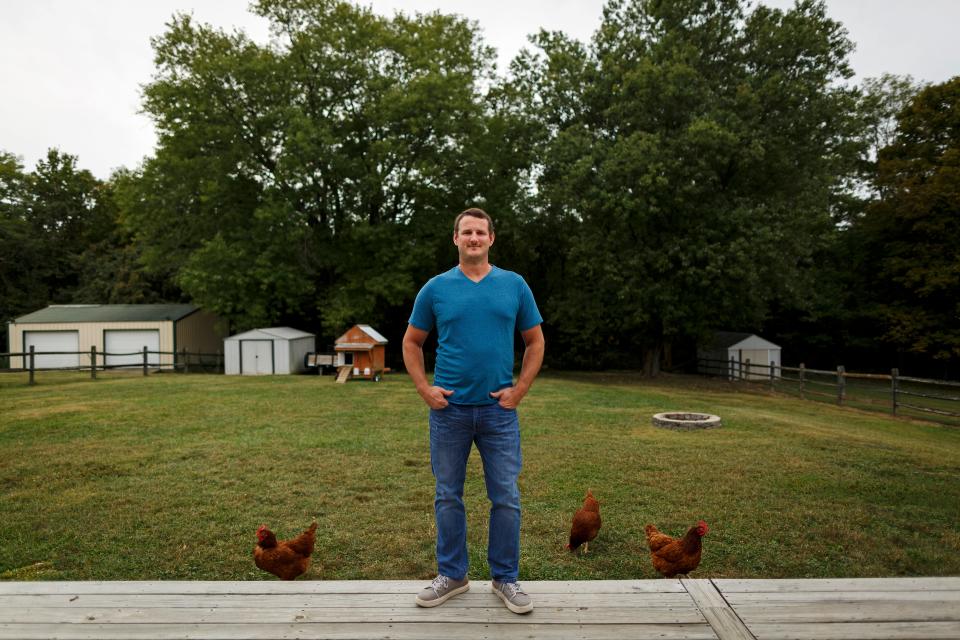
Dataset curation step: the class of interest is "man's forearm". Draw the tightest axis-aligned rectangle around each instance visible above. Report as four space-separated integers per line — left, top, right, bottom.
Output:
402 341 430 392
515 340 544 394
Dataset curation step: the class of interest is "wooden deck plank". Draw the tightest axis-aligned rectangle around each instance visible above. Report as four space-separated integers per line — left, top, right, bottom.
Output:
715 578 960 593
0 579 686 595
720 579 960 640
0 622 719 640
682 579 756 640
0 592 695 608
0 605 706 624
734 601 960 623
722 591 960 604
747 621 960 640
0 579 954 640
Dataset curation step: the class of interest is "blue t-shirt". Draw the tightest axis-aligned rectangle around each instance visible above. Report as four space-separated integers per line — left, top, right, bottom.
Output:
409 265 543 406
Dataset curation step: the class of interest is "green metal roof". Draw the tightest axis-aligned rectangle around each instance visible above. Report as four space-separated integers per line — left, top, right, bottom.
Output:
13 304 199 324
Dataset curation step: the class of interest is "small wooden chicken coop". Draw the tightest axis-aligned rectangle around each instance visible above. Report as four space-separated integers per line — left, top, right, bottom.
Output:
333 324 389 382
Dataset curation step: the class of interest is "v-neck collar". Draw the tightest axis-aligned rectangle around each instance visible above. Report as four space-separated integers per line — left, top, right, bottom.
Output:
458 264 495 284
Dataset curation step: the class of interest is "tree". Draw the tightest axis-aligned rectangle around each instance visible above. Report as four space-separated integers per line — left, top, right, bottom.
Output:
760 75 927 370
860 75 927 169
0 152 44 351
1 150 108 304
129 0 532 342
0 149 139 352
71 170 179 305
857 77 960 365
23 150 111 299
512 0 863 373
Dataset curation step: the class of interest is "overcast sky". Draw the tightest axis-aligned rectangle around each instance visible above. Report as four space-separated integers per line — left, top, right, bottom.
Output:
2 0 957 180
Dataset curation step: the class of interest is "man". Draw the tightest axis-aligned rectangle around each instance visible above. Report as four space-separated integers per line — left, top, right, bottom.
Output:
403 208 545 614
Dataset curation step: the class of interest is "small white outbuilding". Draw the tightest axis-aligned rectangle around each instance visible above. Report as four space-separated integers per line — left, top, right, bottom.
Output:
224 327 315 375
698 331 782 380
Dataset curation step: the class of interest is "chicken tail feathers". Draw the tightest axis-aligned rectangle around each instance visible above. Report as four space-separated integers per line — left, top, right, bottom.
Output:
287 521 318 557
644 524 674 553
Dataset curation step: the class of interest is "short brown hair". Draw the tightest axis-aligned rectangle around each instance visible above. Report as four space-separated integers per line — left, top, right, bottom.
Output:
454 208 494 235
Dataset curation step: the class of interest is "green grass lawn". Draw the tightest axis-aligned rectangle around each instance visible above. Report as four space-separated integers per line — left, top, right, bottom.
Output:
1 370 958 582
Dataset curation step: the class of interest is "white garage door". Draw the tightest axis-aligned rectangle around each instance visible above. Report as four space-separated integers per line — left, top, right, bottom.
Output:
105 330 160 368
23 331 80 369
241 340 274 375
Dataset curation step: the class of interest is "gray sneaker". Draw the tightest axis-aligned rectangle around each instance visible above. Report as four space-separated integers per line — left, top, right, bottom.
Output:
415 575 470 607
492 580 533 614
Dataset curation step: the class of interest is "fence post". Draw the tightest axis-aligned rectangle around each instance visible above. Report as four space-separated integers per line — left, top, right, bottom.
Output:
799 362 805 399
744 358 751 381
91 346 97 380
837 365 845 405
769 361 776 390
29 345 35 386
143 346 149 376
729 356 735 381
891 368 898 415
182 348 189 374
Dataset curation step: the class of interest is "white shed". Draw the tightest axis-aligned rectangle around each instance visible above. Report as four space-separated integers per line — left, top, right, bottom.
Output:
698 331 782 380
224 327 315 375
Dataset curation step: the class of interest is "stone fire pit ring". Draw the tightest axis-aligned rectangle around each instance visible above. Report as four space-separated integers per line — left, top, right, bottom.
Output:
652 412 722 430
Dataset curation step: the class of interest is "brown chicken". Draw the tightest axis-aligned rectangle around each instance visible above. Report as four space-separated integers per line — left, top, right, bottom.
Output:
254 521 317 580
644 520 708 578
565 489 601 554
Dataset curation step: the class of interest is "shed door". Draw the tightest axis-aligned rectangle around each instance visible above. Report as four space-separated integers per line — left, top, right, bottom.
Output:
105 330 160 368
241 340 274 375
23 331 80 369
740 349 769 380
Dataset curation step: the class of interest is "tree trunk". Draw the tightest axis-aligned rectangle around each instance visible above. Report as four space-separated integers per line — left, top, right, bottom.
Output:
642 343 662 377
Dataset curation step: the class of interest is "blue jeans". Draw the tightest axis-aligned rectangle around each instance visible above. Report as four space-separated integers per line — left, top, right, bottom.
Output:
429 402 522 582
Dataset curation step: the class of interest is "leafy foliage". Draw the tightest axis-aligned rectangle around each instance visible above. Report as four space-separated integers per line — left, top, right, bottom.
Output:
0 153 47 347
856 78 960 362
128 0 532 339
1 151 127 346
512 0 862 372
2 0 955 377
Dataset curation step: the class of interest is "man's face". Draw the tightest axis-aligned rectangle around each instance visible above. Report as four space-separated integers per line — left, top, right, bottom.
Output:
454 215 494 263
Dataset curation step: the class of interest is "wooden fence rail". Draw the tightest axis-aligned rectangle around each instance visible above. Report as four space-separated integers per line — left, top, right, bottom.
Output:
696 357 960 426
0 348 224 385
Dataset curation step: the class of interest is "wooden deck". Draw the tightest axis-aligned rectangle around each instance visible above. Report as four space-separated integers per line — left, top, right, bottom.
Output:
1 578 958 639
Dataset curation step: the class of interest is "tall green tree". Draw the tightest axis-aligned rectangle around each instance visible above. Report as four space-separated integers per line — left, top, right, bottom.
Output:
860 75 927 169
71 170 178 305
0 153 44 351
1 150 113 306
129 0 533 340
857 77 960 364
0 149 141 351
762 74 926 369
512 0 862 373
24 150 110 299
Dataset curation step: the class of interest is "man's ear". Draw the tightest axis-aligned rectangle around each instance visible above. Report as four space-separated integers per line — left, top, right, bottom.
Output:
452 231 459 245
488 232 495 246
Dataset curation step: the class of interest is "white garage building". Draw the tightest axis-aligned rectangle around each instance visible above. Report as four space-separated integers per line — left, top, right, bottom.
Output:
8 304 227 370
224 327 315 375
